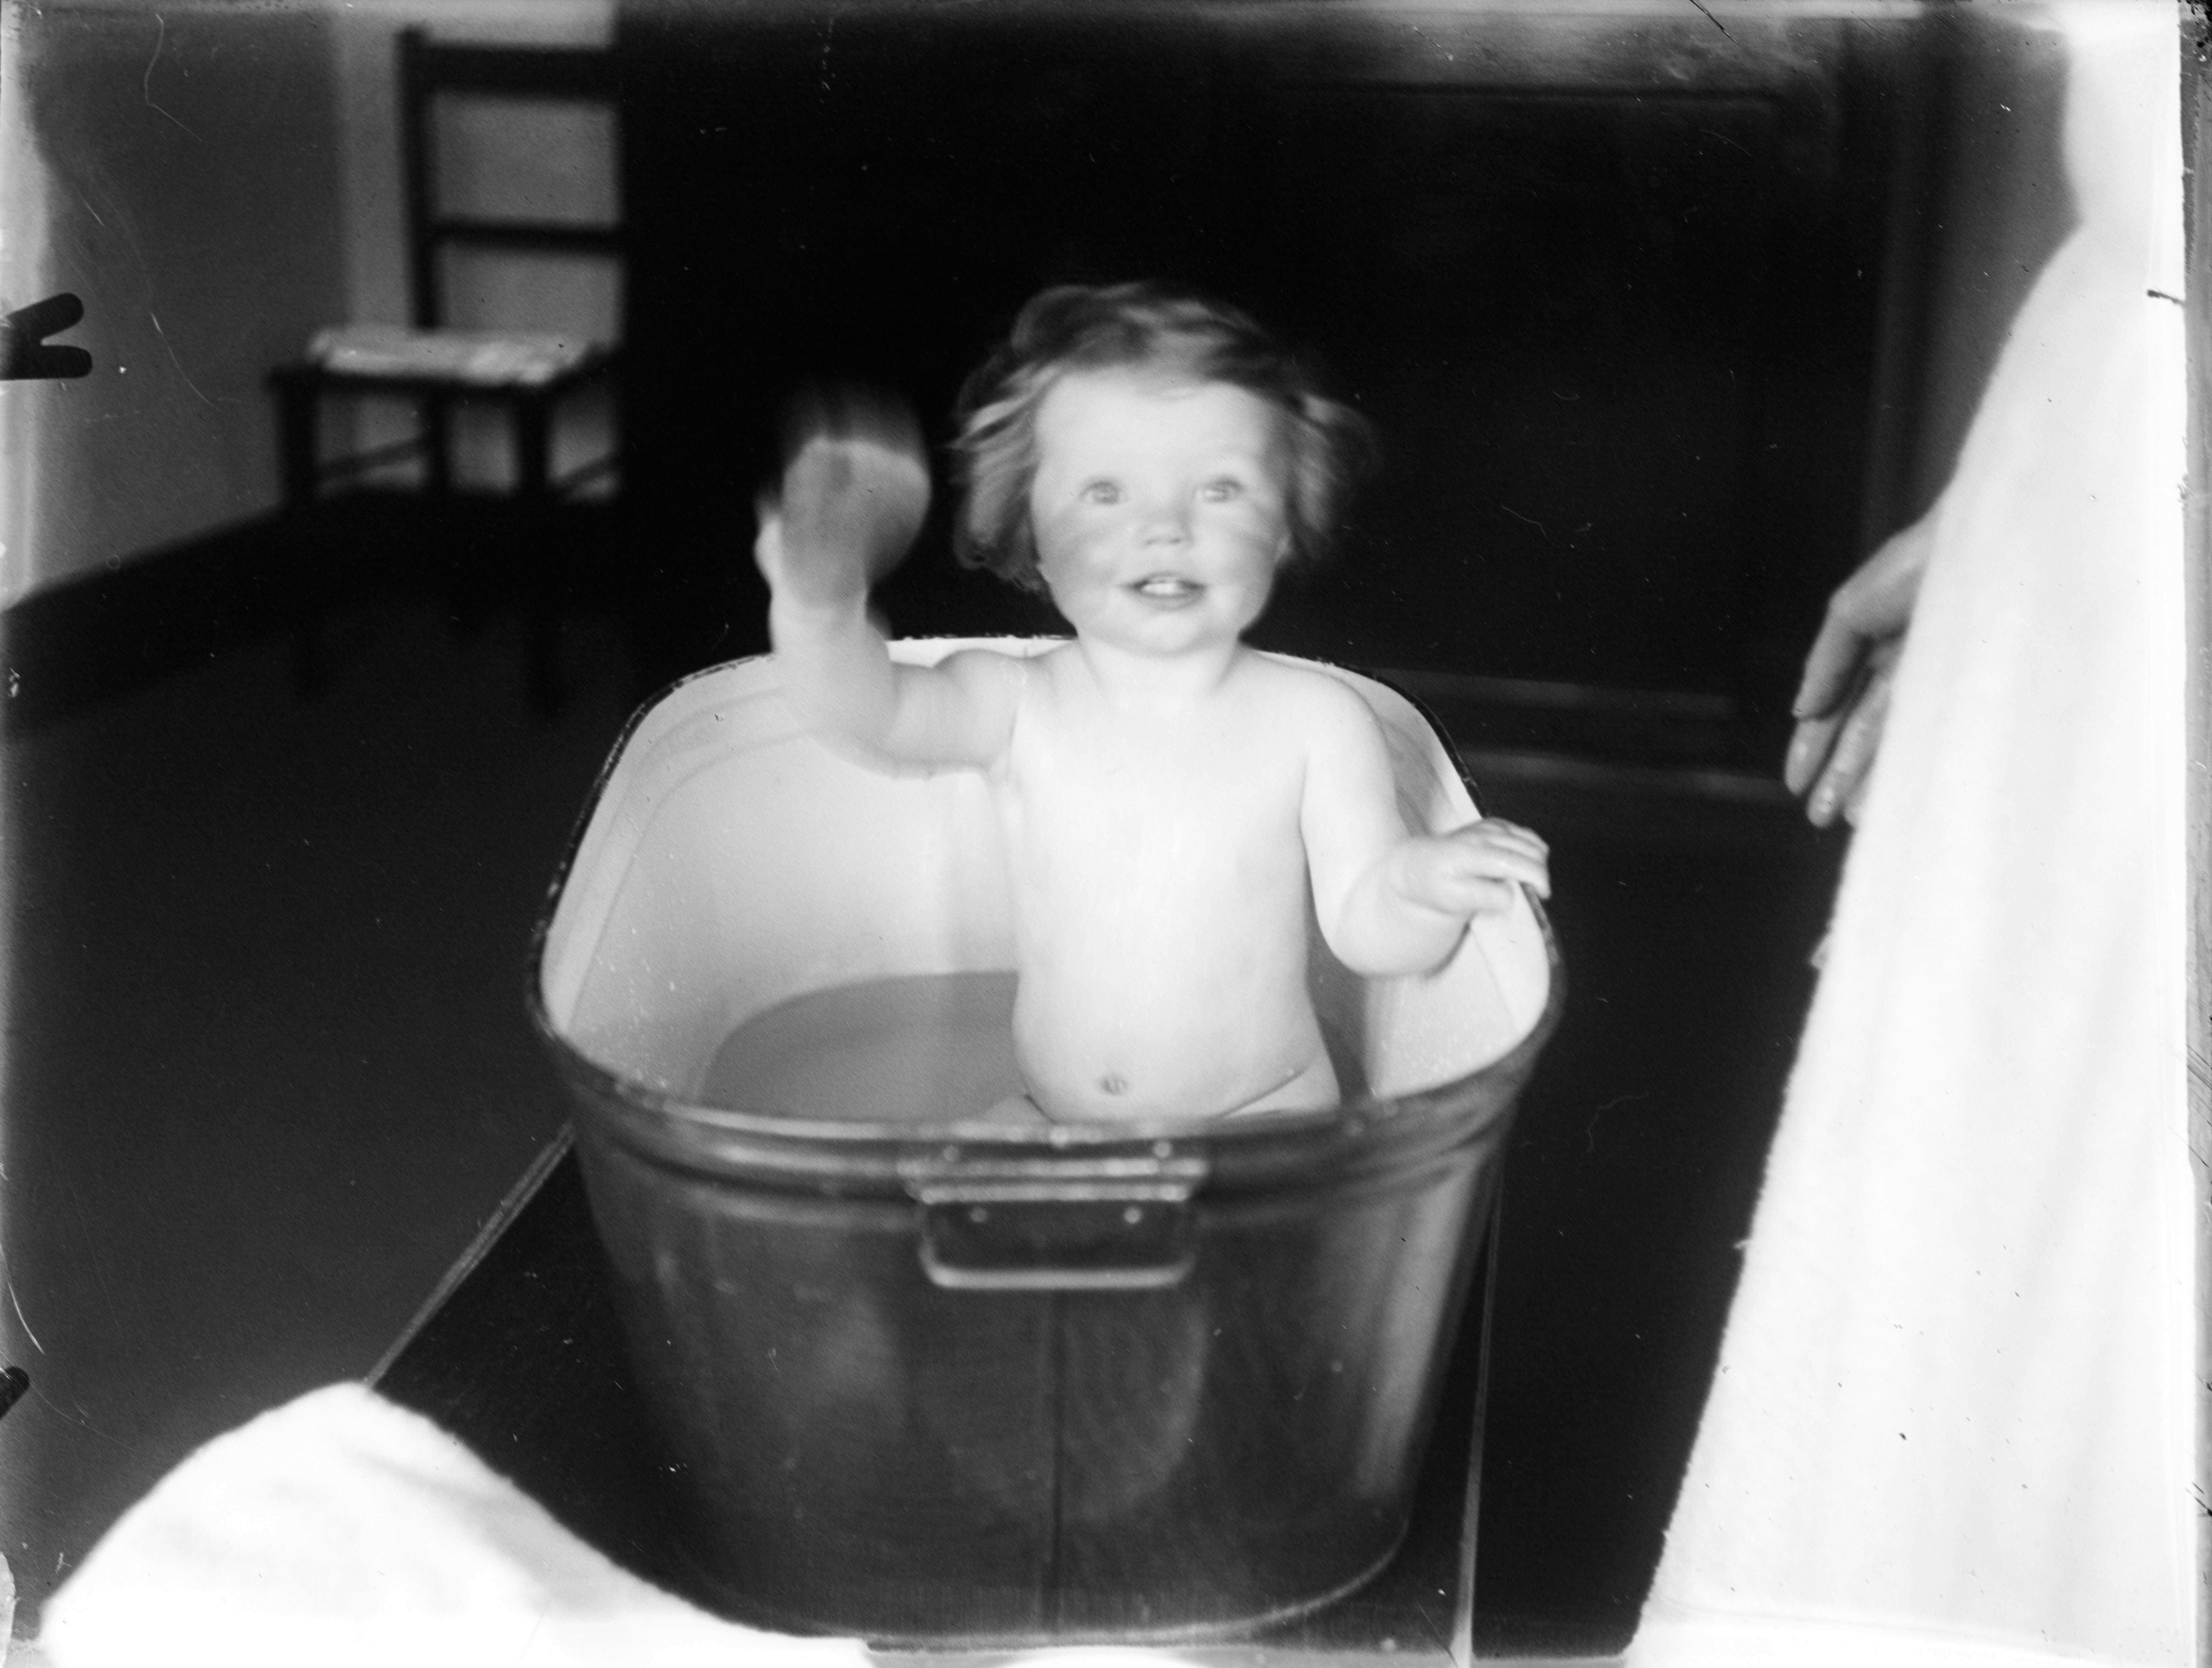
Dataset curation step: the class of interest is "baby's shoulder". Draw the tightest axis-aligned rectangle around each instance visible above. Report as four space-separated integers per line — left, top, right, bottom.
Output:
932 643 1042 715
1243 653 1384 730
1238 657 1400 783
936 642 1040 685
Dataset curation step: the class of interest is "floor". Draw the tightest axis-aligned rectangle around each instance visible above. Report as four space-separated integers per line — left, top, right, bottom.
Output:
0 520 1844 1655
0 587 640 1633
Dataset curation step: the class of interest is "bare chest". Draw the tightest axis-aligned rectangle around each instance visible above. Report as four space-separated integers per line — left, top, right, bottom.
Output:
996 698 1307 894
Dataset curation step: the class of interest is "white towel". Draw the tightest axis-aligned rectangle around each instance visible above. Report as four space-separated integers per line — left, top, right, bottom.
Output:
29 1384 868 1668
1630 7 2193 1665
27 1383 1209 1668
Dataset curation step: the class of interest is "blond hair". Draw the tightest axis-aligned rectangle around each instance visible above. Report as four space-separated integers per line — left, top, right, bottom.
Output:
950 283 1376 593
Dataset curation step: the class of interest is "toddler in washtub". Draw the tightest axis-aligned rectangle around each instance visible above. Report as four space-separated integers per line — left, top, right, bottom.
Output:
756 282 1549 1124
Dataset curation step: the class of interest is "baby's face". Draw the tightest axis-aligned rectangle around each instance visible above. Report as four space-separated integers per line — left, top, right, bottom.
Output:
1027 369 1291 658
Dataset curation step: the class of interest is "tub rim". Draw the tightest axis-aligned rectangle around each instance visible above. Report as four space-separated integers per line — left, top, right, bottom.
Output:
523 649 1566 1194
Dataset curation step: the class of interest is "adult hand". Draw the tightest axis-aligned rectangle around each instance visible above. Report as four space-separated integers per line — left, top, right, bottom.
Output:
1784 514 1936 826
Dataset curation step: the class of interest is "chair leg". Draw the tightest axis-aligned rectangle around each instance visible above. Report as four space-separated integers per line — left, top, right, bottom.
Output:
293 592 328 701
516 400 564 716
275 377 329 702
526 593 565 719
285 520 329 703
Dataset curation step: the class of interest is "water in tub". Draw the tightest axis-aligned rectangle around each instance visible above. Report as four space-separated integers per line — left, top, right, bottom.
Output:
702 970 1027 1125
701 970 1367 1126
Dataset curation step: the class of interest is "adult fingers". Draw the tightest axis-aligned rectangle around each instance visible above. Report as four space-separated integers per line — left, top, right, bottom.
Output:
1794 516 1933 720
1806 661 1893 827
1784 706 1844 798
1791 609 1871 722
1842 760 1877 826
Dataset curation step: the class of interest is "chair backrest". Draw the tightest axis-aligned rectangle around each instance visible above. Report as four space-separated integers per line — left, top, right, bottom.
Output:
397 28 623 334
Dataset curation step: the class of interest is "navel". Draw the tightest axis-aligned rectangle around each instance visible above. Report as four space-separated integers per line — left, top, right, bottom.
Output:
1100 1073 1129 1096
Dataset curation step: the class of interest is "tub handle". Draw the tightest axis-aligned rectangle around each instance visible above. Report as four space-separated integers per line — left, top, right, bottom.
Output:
906 1156 1206 1292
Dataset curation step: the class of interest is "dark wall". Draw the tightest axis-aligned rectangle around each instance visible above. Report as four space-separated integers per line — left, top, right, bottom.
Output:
614 3 1926 715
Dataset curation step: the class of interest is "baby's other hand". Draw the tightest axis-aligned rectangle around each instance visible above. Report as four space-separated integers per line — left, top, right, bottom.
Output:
1395 818 1551 920
755 383 931 610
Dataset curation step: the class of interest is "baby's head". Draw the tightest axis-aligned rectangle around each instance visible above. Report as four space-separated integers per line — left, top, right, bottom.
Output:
951 283 1374 594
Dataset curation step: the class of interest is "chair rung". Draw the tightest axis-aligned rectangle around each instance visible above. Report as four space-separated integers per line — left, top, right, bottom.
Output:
553 453 622 495
320 437 430 480
429 218 622 255
409 41 618 99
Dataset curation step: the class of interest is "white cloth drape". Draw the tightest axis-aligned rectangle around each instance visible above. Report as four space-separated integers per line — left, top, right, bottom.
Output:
1631 8 2193 1666
29 1385 869 1668
28 1383 1202 1668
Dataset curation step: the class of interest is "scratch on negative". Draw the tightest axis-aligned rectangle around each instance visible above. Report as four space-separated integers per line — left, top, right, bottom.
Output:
1687 0 1735 41
816 13 837 97
1408 1595 1453 1658
144 15 203 141
28 1383 130 1451
1499 503 1550 542
9 1280 45 1354
148 310 217 406
1587 1091 1652 1152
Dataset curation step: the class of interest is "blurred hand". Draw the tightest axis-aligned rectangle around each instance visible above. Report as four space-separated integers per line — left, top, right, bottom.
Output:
1784 514 1936 827
754 383 931 610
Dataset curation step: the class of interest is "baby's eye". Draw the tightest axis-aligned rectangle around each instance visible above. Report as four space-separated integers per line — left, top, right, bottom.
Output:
1197 478 1245 502
1080 479 1123 505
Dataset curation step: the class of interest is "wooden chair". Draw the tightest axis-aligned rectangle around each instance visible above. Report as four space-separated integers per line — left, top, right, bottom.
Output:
271 29 623 709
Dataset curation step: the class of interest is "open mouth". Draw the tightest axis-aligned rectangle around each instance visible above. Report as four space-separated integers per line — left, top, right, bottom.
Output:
1130 574 1202 602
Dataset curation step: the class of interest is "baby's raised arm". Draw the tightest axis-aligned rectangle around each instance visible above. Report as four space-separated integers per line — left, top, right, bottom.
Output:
1299 681 1550 977
758 392 1021 773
